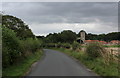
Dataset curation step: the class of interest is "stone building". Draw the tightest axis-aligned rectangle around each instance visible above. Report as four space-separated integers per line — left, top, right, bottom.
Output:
80 30 86 43
77 30 86 44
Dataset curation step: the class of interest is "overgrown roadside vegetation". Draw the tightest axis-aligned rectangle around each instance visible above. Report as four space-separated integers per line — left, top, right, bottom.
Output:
2 15 43 77
47 42 118 77
3 50 43 77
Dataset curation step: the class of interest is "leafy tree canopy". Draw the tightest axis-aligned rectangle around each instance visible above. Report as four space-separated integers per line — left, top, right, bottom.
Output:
2 15 35 39
43 30 77 43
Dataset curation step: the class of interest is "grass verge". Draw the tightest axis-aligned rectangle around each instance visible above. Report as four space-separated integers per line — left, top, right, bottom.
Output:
53 48 118 77
2 49 43 78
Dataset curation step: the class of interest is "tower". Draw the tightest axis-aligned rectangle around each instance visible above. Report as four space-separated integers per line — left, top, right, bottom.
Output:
80 30 85 43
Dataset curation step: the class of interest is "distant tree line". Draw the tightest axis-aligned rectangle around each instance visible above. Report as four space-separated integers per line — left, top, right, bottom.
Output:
42 30 77 43
37 31 120 43
86 32 120 42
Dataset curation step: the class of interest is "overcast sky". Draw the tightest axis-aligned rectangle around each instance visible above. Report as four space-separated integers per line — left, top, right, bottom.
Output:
2 0 119 2
2 2 118 36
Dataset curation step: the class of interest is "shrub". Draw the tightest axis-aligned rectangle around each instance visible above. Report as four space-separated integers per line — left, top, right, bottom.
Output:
2 25 42 67
20 38 41 56
56 42 62 48
41 42 46 48
47 43 56 48
62 43 71 49
2 26 21 67
85 42 105 58
72 41 81 51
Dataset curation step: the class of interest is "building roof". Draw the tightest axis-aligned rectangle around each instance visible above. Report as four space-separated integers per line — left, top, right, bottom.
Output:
85 40 107 44
84 40 120 44
110 40 120 44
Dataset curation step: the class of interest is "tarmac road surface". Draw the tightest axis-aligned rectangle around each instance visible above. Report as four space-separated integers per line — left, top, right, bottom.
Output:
28 49 99 77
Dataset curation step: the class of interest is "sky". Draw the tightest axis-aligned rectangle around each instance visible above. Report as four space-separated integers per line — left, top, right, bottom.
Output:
2 2 118 36
2 0 119 2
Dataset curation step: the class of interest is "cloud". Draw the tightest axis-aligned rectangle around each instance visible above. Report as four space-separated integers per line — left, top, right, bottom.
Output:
2 2 118 36
29 23 118 36
3 2 118 24
2 0 119 2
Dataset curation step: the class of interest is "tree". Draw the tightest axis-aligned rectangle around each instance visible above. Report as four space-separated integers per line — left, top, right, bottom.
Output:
2 26 21 67
60 30 77 43
105 32 120 41
43 30 77 43
2 15 35 39
86 33 98 40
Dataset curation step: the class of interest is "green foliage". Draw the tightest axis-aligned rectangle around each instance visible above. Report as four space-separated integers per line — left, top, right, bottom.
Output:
2 15 43 77
2 26 21 67
20 38 42 56
86 32 120 41
56 42 62 48
44 43 56 48
2 15 43 68
3 50 43 77
43 30 77 43
42 42 72 49
104 32 120 41
72 41 81 50
0 25 2 55
2 15 35 39
85 42 104 58
2 26 42 68
60 30 77 43
62 43 71 49
54 48 118 76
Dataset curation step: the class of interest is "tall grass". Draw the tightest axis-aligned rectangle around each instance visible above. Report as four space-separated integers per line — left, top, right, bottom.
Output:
53 45 118 77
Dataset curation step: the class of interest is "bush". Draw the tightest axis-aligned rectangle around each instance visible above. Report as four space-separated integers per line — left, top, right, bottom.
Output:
85 42 105 58
62 43 71 49
2 25 42 68
20 38 41 56
2 26 21 67
72 41 81 51
45 43 56 48
56 42 62 48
